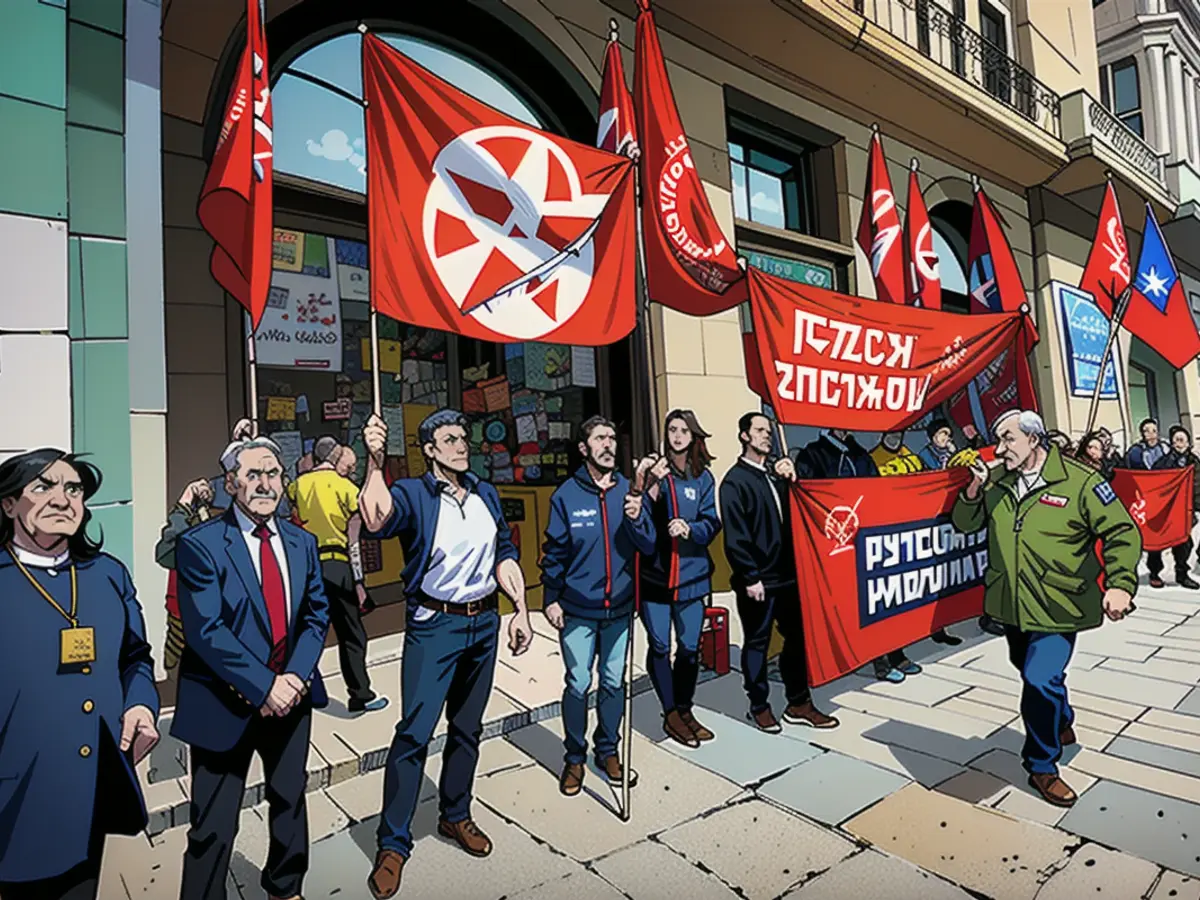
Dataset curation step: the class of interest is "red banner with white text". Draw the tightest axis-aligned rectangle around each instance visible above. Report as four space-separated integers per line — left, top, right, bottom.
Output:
790 470 985 686
747 268 1037 431
1109 468 1194 552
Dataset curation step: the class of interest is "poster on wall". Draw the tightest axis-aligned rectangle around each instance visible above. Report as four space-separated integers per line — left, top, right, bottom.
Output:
335 238 370 302
252 235 344 371
1053 280 1119 400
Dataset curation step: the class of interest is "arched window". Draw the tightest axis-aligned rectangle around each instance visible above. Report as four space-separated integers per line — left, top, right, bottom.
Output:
929 200 973 314
272 33 544 194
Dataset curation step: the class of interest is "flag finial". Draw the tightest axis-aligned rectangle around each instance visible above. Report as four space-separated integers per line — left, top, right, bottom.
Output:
357 22 368 34
609 18 620 41
971 173 981 193
1104 169 1114 182
870 122 881 135
910 157 920 173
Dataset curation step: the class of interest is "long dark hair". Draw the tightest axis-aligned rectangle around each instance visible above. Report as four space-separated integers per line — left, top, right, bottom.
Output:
663 409 715 478
0 449 104 560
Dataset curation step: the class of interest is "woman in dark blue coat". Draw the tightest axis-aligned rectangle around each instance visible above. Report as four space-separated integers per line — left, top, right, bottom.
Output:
0 450 160 900
639 410 723 748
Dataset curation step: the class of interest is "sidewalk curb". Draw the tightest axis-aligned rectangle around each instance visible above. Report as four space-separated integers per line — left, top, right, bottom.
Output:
145 669 716 837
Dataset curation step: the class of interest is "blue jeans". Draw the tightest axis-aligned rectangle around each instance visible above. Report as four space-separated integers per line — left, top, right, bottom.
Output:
640 598 704 713
1005 628 1076 776
560 613 631 766
377 610 499 857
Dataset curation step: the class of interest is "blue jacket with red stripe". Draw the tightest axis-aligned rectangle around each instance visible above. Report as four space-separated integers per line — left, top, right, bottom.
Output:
541 466 656 619
640 467 721 602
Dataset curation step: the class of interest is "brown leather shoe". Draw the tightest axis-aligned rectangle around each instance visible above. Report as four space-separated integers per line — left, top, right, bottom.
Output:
679 709 715 742
1060 724 1077 747
559 762 584 796
1150 576 1166 589
367 850 406 900
1028 773 1077 808
748 707 782 734
437 818 492 858
601 755 639 787
783 702 839 729
663 710 700 748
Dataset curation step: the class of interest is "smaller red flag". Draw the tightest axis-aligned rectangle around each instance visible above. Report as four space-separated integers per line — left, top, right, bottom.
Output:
634 0 745 315
598 38 635 155
903 166 941 309
1110 467 1194 552
856 132 905 305
1079 180 1131 318
197 0 274 329
967 187 1027 315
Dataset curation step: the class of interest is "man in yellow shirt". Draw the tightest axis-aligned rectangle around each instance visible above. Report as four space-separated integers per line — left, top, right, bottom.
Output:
288 436 388 714
870 432 924 475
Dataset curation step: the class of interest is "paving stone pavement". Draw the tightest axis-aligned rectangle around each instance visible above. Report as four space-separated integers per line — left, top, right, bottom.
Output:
102 575 1200 897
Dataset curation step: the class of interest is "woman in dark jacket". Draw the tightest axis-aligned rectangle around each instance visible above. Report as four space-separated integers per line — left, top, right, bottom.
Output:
640 410 723 747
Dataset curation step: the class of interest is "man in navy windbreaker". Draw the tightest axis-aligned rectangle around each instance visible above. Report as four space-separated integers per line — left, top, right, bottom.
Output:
541 415 656 797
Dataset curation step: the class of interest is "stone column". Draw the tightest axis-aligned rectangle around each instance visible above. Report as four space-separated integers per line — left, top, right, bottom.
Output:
1147 44 1173 157
1191 73 1200 167
1166 50 1189 164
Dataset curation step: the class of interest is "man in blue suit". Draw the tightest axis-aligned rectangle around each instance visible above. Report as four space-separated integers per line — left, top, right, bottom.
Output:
174 435 331 900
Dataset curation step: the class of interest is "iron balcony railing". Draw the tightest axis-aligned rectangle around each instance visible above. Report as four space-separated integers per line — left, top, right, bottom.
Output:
851 0 1063 139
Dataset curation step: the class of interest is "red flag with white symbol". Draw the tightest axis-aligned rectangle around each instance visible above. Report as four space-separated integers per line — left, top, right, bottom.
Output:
634 0 745 315
361 34 636 345
903 165 941 309
856 131 905 305
966 186 1027 314
197 0 273 329
598 37 635 155
1079 180 1131 317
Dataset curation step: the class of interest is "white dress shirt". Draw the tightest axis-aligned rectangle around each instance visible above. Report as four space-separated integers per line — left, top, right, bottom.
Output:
234 504 292 627
413 484 498 622
1014 464 1047 502
12 546 70 574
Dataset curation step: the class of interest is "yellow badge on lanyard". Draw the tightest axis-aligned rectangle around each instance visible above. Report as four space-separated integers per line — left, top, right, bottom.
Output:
60 626 96 664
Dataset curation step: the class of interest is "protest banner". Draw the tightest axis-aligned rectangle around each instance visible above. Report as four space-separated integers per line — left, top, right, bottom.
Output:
1109 467 1194 552
747 267 1037 431
789 469 986 685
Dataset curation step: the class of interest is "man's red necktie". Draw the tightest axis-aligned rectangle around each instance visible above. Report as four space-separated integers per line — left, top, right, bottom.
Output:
253 523 289 672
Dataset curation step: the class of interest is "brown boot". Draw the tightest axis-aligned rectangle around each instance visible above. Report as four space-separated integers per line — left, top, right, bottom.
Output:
679 709 715 742
559 762 584 796
748 707 782 734
367 850 406 900
783 702 839 729
1028 773 1077 808
664 710 700 748
1060 724 1077 747
601 754 639 787
437 818 492 858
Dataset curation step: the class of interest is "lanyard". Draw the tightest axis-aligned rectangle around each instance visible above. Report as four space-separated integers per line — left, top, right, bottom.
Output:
9 547 78 627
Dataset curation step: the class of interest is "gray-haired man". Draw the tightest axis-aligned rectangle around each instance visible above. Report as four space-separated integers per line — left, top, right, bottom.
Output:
357 408 533 899
174 435 331 900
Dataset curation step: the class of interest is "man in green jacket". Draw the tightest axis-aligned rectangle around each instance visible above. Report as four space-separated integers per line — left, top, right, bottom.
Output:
951 409 1139 808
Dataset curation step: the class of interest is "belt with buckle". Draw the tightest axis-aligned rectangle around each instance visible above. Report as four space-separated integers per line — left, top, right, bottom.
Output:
416 594 498 617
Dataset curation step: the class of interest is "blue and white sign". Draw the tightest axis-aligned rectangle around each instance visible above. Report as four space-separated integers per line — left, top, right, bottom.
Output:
1053 281 1119 400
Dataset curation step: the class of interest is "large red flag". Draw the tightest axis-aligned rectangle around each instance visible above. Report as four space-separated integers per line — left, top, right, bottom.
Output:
598 36 636 155
747 268 1036 431
1110 467 1194 552
634 0 745 315
1079 180 1131 317
856 132 905 305
361 35 636 345
197 0 274 329
903 165 941 309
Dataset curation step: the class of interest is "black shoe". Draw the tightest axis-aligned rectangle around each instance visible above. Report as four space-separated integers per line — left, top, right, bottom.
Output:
930 629 963 646
1179 575 1200 590
1149 576 1165 589
978 616 1005 637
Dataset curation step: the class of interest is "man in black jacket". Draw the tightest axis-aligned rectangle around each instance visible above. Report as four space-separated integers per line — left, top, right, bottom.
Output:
794 430 924 683
719 413 839 735
1150 425 1200 590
